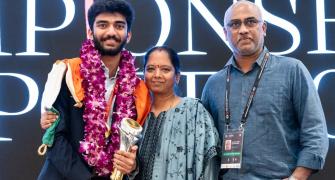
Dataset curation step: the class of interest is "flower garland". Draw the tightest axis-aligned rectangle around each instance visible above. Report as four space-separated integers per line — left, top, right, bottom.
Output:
78 39 139 176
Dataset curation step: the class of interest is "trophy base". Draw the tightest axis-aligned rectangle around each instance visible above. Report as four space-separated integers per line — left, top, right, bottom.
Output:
110 168 124 180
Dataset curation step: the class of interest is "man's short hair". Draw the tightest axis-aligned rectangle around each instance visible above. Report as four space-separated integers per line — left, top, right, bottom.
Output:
88 0 134 32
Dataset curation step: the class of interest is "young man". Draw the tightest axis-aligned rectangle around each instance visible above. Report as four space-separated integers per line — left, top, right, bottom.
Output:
38 0 150 179
201 1 329 179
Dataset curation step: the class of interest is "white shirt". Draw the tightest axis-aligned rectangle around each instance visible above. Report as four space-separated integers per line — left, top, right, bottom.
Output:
101 62 119 127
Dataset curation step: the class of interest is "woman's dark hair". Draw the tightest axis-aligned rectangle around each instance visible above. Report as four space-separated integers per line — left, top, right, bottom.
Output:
143 46 181 75
88 0 134 32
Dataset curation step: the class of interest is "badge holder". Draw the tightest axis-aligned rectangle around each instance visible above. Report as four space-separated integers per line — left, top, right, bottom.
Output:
221 125 244 169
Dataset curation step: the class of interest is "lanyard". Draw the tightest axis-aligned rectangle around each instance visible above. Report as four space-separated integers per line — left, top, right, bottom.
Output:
106 83 118 120
104 83 119 138
224 52 270 129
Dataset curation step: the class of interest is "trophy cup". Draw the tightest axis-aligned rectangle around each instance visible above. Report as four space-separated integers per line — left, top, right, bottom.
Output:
110 118 143 180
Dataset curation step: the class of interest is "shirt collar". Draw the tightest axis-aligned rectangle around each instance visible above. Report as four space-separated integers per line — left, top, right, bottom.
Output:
224 47 269 69
101 62 120 79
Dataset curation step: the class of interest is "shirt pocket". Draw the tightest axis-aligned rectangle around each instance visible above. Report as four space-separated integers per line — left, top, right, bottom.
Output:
253 81 286 116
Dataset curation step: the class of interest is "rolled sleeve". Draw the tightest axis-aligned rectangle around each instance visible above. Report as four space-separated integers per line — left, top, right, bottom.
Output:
294 61 329 170
297 151 326 170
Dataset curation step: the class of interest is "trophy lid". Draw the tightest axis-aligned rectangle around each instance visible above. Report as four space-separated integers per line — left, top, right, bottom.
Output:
120 118 143 136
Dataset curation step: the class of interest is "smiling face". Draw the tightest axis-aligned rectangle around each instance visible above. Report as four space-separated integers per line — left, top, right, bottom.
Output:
144 50 180 95
89 12 131 56
223 1 267 57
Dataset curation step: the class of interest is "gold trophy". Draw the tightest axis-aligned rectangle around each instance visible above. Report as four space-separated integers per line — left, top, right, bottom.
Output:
110 118 143 180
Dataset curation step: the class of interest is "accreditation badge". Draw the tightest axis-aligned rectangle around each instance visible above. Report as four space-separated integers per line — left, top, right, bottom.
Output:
221 128 244 169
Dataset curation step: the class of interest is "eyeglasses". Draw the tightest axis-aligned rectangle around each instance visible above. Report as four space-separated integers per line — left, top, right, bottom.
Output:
226 18 262 30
